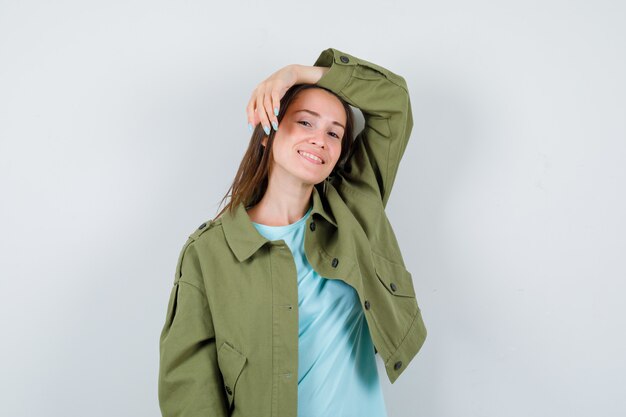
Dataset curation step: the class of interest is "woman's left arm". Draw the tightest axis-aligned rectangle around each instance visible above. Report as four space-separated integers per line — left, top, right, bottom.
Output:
246 48 413 209
309 47 414 209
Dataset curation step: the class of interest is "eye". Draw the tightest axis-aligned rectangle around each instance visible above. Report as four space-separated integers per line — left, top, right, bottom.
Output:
299 121 340 139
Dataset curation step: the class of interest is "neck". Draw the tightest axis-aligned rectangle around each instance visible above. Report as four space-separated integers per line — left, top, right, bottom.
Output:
246 176 313 226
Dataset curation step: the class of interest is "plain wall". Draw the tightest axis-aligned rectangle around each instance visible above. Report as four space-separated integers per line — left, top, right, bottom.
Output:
1 0 624 416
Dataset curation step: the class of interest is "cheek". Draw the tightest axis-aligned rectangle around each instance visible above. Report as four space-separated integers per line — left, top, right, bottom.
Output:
331 142 342 163
272 137 295 162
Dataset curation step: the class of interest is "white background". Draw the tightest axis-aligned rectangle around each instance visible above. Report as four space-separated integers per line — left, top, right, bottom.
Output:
1 1 624 416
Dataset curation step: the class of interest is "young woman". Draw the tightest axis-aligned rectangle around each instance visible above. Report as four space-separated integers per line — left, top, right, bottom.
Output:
158 47 427 417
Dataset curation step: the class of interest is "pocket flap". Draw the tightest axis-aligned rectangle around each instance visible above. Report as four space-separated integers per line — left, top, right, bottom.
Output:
217 342 247 409
372 251 416 298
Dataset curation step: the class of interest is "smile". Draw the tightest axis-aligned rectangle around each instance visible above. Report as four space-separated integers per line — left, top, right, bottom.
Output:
298 150 324 165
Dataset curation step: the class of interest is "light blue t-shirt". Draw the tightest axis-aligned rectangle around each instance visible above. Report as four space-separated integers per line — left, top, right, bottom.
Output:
252 204 388 417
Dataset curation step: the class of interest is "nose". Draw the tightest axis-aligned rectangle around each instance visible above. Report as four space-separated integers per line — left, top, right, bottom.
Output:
309 130 327 148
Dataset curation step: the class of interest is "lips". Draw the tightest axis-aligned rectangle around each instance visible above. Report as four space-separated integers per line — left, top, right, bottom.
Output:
297 149 325 164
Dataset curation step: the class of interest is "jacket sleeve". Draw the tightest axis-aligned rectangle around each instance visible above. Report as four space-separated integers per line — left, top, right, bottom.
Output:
158 239 229 417
313 47 414 209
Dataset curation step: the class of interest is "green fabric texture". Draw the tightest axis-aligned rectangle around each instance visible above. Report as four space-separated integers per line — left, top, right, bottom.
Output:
158 47 427 417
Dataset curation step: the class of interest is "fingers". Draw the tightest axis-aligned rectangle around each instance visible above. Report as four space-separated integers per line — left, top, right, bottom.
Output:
246 94 257 133
246 87 280 136
263 89 279 133
271 91 280 119
256 94 270 136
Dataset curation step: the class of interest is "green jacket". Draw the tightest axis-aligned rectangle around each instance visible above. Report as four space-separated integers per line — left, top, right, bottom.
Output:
158 47 427 417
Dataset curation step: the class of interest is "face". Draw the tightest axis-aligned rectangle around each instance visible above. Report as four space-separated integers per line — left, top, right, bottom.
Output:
262 88 346 187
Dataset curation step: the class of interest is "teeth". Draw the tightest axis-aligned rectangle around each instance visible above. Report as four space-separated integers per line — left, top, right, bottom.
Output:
299 151 323 163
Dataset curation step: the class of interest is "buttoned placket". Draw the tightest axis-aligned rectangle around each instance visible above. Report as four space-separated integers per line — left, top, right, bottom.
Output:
266 205 359 417
221 186 378 417
268 238 299 417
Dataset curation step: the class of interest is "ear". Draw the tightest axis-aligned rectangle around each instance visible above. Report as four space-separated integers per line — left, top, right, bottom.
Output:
261 136 268 147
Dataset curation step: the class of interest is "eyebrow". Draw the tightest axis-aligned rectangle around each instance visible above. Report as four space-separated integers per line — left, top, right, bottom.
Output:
294 109 345 130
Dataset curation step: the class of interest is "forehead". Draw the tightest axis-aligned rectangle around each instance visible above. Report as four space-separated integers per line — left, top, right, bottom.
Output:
288 88 346 124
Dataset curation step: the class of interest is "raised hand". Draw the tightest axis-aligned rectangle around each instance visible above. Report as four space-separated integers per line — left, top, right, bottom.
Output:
246 64 329 135
246 64 299 135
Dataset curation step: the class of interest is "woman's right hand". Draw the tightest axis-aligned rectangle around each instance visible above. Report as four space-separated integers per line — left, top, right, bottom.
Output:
246 64 300 135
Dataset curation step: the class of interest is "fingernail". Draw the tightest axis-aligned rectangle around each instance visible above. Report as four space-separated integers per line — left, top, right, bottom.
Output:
272 121 278 131
274 107 279 116
263 125 270 135
248 123 253 132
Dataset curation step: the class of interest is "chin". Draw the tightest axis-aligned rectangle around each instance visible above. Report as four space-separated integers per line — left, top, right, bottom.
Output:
282 160 331 185
294 172 326 186
303 176 325 186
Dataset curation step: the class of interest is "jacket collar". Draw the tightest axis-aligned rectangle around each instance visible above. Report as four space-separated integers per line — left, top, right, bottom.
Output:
221 184 337 262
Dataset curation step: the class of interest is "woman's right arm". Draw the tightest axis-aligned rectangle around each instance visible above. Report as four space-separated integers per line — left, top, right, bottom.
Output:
158 240 228 417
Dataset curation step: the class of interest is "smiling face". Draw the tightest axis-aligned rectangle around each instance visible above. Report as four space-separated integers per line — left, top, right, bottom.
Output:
262 87 347 187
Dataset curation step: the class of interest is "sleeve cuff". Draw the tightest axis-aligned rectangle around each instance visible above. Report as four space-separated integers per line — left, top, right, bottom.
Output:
312 47 357 94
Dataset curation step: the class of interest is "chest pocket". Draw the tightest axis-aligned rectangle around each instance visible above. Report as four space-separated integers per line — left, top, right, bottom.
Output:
372 251 416 298
217 341 247 412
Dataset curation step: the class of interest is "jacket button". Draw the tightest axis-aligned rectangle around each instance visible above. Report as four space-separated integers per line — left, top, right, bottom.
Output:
225 385 232 395
340 55 349 63
390 282 397 292
309 221 316 231
198 222 206 229
331 258 339 267
394 361 403 370
364 300 370 310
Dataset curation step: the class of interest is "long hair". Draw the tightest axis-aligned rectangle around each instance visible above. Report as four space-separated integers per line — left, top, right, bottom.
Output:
213 83 355 220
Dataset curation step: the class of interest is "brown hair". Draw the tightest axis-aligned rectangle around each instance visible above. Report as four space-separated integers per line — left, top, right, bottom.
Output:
213 83 355 220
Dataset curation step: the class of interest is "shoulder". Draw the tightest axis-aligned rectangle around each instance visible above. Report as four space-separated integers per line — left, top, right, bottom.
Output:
182 215 231 259
176 216 226 257
187 217 224 242
173 217 226 283
179 217 227 256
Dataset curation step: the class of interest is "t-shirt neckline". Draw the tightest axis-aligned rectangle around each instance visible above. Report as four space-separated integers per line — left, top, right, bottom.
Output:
251 205 313 232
